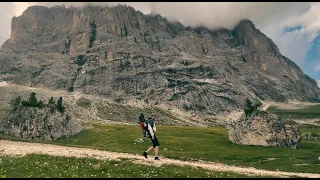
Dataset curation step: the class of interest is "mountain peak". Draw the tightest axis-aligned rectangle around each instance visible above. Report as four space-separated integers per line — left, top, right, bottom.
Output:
233 19 280 54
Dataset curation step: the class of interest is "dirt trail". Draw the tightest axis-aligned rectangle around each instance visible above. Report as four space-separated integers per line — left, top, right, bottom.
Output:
0 140 319 178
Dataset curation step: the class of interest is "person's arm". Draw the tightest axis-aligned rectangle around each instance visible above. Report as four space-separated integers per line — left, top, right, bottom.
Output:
153 123 156 133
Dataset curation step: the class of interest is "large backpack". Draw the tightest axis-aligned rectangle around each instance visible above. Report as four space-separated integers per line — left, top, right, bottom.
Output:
138 113 151 138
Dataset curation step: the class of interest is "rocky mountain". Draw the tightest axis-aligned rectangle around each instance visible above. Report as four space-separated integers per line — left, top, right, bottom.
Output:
0 4 319 118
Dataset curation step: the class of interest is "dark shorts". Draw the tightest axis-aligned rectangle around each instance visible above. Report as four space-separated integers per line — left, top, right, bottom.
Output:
151 135 160 147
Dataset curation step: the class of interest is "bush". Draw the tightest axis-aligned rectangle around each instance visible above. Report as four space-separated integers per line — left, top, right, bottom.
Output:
48 104 56 114
244 98 262 117
37 100 45 109
20 92 40 108
9 96 21 109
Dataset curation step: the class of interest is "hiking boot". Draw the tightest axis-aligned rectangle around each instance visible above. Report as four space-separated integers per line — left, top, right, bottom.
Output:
154 157 160 160
143 152 148 158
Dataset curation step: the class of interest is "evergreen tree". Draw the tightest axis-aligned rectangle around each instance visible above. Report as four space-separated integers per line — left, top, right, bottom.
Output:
56 97 65 113
48 97 55 105
28 92 38 107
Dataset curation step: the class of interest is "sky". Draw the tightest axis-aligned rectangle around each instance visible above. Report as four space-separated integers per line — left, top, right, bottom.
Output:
0 2 319 87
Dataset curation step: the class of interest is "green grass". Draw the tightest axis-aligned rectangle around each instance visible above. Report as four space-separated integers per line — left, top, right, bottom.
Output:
266 104 320 120
299 124 320 134
0 154 268 178
1 123 319 174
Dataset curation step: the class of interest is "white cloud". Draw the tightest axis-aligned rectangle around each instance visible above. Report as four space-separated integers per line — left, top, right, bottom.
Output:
12 2 37 16
260 19 317 67
317 80 320 88
0 2 14 48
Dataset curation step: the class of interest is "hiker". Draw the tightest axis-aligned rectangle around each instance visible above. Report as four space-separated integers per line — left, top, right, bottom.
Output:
143 113 160 160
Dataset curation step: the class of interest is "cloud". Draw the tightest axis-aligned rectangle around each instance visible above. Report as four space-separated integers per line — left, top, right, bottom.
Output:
0 2 14 47
317 80 320 88
261 19 317 67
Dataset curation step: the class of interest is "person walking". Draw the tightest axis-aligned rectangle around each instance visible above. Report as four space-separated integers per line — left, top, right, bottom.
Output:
143 113 160 160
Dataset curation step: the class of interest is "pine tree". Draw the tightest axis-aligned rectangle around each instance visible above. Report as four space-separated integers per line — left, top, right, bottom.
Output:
56 97 65 113
48 97 55 105
28 92 38 107
244 98 254 117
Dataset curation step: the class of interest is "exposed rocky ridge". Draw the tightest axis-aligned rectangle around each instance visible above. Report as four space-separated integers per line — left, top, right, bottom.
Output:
0 105 82 141
0 4 319 119
227 110 301 149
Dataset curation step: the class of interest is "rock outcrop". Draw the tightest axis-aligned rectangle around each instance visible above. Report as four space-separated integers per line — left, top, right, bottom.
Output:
227 111 301 149
0 106 82 140
0 4 319 119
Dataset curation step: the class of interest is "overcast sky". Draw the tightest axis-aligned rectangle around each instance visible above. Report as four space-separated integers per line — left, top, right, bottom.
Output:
0 2 319 87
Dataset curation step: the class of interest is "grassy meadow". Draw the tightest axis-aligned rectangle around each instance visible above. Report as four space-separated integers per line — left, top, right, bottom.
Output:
266 104 320 120
0 103 319 177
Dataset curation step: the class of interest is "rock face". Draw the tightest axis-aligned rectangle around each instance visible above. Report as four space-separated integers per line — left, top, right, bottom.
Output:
0 4 319 118
0 106 82 140
228 111 301 149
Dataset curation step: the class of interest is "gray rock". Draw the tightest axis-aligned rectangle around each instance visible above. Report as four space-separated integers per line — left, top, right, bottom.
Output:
134 138 144 144
227 111 301 149
0 106 82 141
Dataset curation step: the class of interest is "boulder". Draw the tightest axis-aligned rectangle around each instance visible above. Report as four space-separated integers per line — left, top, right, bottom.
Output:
0 106 82 141
227 110 301 149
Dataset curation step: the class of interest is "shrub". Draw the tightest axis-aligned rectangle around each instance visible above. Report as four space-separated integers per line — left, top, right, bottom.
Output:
9 96 21 109
243 98 262 117
37 100 45 109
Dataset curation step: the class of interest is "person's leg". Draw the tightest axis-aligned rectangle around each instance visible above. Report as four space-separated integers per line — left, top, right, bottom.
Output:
153 136 160 160
146 146 154 153
154 146 159 157
143 139 155 158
